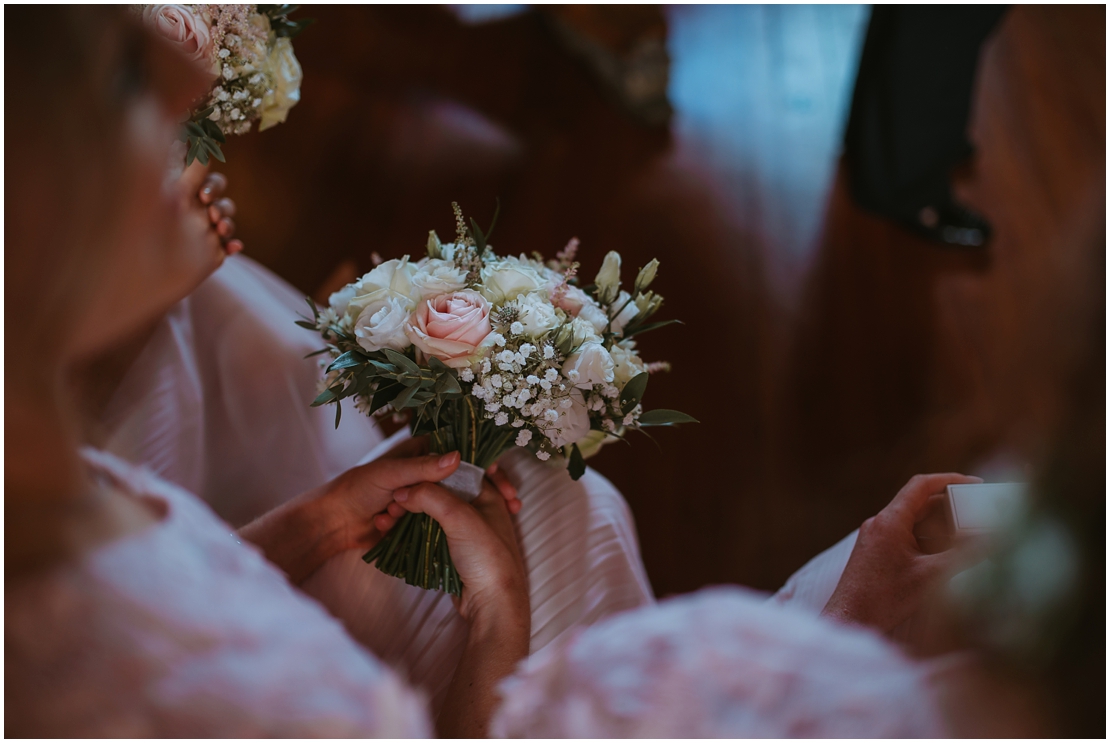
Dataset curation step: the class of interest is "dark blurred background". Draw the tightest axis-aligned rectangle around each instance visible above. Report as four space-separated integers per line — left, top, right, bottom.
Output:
219 5 1105 597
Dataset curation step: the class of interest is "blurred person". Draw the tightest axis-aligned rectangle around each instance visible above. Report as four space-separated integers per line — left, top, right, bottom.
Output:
42 0 657 723
844 5 1008 247
491 246 1106 739
4 7 531 736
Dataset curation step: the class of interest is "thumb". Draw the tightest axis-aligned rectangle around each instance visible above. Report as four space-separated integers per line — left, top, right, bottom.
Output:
363 451 460 491
394 481 481 537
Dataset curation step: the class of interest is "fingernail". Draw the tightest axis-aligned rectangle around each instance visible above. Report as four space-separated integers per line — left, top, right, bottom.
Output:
439 452 459 468
394 487 410 502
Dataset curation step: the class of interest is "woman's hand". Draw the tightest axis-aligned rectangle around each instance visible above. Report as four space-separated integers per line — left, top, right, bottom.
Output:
391 478 529 626
389 474 530 738
237 435 521 585
169 164 243 302
821 473 983 633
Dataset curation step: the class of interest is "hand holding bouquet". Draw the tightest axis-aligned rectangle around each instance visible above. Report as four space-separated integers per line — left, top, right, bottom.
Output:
302 204 694 595
138 4 311 165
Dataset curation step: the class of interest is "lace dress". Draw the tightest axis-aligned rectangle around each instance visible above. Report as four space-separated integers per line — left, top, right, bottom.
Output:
5 449 431 738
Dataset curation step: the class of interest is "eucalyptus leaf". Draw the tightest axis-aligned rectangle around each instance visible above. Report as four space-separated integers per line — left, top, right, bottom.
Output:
637 409 699 426
619 372 649 415
392 382 420 409
334 400 342 429
567 443 586 481
327 350 368 372
622 318 683 340
311 388 337 407
383 349 420 375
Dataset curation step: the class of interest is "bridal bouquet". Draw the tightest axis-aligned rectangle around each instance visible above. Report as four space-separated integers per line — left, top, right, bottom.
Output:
302 204 694 595
138 4 311 165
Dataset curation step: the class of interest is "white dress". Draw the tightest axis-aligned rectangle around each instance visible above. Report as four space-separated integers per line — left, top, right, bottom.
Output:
96 255 655 714
490 586 950 738
5 449 431 738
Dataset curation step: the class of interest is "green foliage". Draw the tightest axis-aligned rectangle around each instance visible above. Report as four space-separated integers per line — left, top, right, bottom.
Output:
620 371 649 415
638 409 699 426
568 443 586 480
259 4 316 38
180 108 226 166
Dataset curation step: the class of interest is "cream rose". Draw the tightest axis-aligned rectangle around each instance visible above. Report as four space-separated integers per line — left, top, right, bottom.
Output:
542 389 593 449
480 258 546 304
512 292 561 336
142 5 213 64
578 302 611 336
405 290 492 368
412 258 468 299
610 342 647 386
345 258 418 321
259 38 302 131
353 296 412 353
562 342 615 389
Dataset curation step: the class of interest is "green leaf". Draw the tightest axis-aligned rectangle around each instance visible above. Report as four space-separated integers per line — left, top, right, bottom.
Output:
567 443 586 480
294 320 318 330
392 382 420 409
311 388 337 407
619 371 649 415
434 372 462 395
326 350 368 372
485 197 501 240
383 348 420 375
369 381 403 413
622 318 683 340
204 138 226 163
185 138 202 166
468 217 487 252
637 409 699 426
334 400 342 429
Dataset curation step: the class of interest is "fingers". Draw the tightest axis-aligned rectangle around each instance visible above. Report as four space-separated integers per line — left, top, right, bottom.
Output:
393 482 481 535
198 172 228 204
224 239 244 256
364 450 460 491
889 473 983 526
207 197 236 222
486 463 521 514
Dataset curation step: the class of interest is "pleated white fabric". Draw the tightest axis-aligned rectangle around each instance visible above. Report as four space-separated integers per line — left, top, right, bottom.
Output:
7 448 431 738
97 255 655 716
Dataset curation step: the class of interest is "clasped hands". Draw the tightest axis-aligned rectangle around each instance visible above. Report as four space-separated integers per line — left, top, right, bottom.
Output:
239 435 529 627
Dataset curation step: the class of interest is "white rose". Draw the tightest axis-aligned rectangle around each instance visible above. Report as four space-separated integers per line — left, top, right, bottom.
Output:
543 389 592 448
512 292 560 336
562 342 615 389
259 38 302 131
610 341 647 386
480 258 546 304
345 258 418 321
353 296 412 353
609 291 640 336
328 284 358 317
578 302 610 336
412 258 468 299
568 316 603 346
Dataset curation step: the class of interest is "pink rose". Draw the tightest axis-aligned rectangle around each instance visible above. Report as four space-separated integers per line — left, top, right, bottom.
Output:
142 5 213 64
553 284 591 317
405 290 492 368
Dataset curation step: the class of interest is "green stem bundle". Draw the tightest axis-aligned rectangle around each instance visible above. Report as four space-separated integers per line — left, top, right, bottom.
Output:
362 398 517 595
